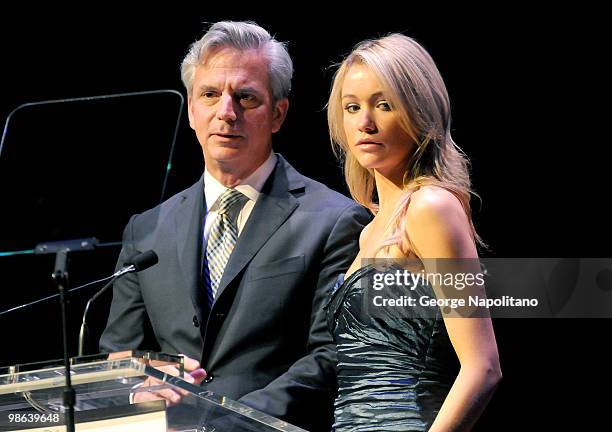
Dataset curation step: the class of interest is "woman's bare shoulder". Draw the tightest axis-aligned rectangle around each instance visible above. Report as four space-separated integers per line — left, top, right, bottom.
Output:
405 185 474 258
407 185 464 223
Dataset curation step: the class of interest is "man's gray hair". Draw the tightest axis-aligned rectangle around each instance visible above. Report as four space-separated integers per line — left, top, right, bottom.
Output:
181 21 293 102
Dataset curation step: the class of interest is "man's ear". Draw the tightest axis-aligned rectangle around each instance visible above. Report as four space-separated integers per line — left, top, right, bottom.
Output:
271 98 289 133
187 95 195 130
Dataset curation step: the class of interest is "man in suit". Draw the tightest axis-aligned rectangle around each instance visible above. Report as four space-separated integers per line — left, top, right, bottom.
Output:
99 21 370 431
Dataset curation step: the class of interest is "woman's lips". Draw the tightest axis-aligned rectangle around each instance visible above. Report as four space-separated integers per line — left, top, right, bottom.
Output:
356 140 383 151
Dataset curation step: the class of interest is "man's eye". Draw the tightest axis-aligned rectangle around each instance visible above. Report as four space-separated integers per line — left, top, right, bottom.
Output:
239 94 259 107
239 94 257 103
344 104 360 113
202 92 218 99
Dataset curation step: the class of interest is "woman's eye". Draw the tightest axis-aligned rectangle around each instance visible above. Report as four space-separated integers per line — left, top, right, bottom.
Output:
377 101 391 111
345 104 360 113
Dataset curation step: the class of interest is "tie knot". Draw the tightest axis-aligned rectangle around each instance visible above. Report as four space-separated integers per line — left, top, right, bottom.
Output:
217 188 247 215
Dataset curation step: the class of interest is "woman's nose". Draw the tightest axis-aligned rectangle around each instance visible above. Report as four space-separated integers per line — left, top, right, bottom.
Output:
357 111 376 133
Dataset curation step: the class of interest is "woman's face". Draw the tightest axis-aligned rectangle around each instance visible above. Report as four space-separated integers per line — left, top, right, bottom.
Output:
341 63 416 183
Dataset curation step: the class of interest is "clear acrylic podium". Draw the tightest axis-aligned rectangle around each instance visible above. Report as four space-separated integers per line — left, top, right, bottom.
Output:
0 352 306 431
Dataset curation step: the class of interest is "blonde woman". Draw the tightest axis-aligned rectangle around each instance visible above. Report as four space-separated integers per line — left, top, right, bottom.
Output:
326 34 501 431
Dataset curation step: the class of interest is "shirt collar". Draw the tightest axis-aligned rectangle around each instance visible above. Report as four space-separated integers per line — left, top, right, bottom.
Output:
204 152 277 211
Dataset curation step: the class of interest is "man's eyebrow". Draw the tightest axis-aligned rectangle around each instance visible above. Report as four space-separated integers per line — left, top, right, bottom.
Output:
196 84 219 93
194 84 263 97
235 86 262 96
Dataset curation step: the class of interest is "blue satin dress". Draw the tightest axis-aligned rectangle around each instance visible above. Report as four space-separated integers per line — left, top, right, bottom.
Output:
326 264 459 431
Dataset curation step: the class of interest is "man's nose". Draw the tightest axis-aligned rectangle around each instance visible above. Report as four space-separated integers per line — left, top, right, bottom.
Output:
216 94 238 122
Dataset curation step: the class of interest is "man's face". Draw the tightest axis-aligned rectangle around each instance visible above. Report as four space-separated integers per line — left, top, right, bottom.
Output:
187 47 288 176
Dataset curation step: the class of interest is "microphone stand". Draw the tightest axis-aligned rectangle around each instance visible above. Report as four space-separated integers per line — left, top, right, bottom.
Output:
51 248 75 432
77 275 119 357
78 251 157 356
77 265 133 356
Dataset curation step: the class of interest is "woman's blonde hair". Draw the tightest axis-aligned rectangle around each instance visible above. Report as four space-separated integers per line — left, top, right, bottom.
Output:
327 34 485 254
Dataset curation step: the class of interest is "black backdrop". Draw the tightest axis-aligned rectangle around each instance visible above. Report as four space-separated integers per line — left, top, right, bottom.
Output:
0 7 608 430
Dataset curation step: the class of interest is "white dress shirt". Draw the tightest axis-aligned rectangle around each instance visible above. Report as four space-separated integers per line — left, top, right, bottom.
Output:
203 152 277 242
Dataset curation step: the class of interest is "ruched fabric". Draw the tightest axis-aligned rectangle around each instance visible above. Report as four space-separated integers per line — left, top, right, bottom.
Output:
326 264 459 431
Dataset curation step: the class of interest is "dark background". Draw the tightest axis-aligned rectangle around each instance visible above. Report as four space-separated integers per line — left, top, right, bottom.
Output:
0 7 607 430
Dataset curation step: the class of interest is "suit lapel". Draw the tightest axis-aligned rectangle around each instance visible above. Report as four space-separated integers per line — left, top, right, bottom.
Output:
213 156 304 302
174 175 205 317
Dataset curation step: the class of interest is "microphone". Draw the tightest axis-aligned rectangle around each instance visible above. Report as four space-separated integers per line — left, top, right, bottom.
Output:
77 250 158 356
111 249 159 279
125 249 159 272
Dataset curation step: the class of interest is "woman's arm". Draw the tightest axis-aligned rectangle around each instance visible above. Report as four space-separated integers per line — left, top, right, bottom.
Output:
406 187 502 431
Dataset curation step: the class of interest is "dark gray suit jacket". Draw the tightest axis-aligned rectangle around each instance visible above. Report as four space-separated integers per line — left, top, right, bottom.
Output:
99 155 370 431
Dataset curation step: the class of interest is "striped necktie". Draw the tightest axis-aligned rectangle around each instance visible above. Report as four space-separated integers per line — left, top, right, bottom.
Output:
204 188 248 304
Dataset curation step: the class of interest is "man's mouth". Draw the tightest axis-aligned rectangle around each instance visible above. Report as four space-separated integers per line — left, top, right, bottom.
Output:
213 133 242 138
